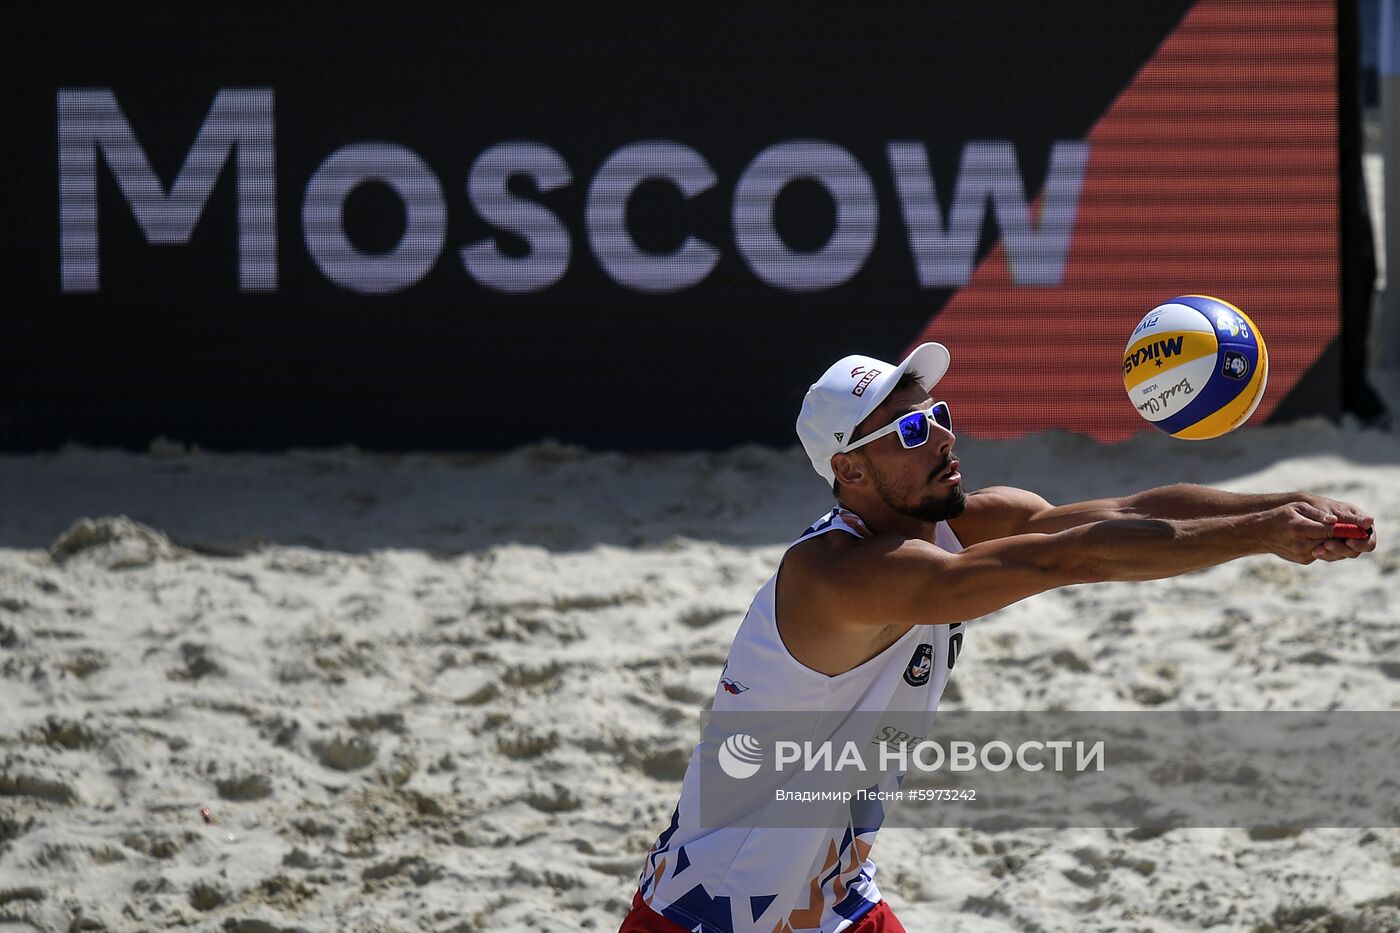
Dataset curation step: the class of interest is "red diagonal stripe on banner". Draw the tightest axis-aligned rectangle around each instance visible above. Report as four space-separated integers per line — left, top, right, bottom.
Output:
903 0 1338 440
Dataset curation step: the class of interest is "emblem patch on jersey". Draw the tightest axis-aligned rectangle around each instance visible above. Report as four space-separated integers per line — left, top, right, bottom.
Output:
903 643 933 686
720 677 749 695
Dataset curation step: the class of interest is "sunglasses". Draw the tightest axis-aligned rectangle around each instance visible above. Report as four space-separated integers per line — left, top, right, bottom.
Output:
839 401 952 453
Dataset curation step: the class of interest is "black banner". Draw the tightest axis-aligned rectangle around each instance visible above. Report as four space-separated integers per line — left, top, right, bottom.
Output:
4 2 1357 452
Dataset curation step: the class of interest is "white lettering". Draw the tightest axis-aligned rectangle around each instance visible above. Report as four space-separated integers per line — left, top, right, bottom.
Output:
879 742 909 771
779 790 853 802
586 141 718 293
912 740 944 771
834 741 867 772
303 143 446 294
1077 740 1105 772
889 140 1088 287
54 90 1089 298
805 742 834 772
58 88 276 292
980 740 1013 772
1046 740 1073 771
733 141 877 291
774 741 802 769
856 788 899 801
1016 741 1045 772
949 740 977 771
462 142 572 293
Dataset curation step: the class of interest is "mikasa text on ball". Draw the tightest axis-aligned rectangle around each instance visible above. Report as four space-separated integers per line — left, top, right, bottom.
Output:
1122 295 1269 440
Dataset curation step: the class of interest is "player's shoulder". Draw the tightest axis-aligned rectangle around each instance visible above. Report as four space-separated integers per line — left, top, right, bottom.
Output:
949 486 1053 544
784 518 942 579
963 485 1052 512
785 518 867 567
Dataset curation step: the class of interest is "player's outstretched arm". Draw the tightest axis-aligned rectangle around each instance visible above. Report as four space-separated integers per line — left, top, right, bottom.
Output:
805 502 1338 628
960 484 1376 561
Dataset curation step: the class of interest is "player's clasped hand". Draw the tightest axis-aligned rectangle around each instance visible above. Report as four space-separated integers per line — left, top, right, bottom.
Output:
1309 495 1377 562
1262 500 1376 564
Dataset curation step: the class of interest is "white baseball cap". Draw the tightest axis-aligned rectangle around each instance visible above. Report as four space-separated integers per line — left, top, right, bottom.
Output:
796 342 951 485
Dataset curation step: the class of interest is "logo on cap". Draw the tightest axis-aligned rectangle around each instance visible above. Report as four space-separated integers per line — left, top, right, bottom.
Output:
852 367 881 397
833 432 844 442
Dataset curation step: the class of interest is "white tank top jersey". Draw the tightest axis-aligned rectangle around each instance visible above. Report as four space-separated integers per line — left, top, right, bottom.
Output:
635 506 966 933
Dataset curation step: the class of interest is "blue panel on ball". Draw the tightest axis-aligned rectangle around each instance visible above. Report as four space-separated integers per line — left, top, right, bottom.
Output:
1152 340 1259 436
1173 295 1258 347
1171 295 1234 319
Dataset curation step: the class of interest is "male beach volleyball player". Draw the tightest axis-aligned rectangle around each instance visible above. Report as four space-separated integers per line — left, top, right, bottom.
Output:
619 343 1375 933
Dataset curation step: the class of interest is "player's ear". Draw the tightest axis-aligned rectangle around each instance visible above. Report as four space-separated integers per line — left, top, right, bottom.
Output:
831 452 865 488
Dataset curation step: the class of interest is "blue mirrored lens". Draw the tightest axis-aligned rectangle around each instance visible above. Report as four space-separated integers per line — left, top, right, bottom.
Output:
897 412 930 447
931 401 952 432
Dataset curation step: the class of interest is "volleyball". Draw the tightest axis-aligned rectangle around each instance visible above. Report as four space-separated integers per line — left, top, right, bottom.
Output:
1122 295 1269 440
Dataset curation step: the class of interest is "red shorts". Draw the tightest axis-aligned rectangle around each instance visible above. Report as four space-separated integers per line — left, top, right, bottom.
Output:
618 889 907 933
